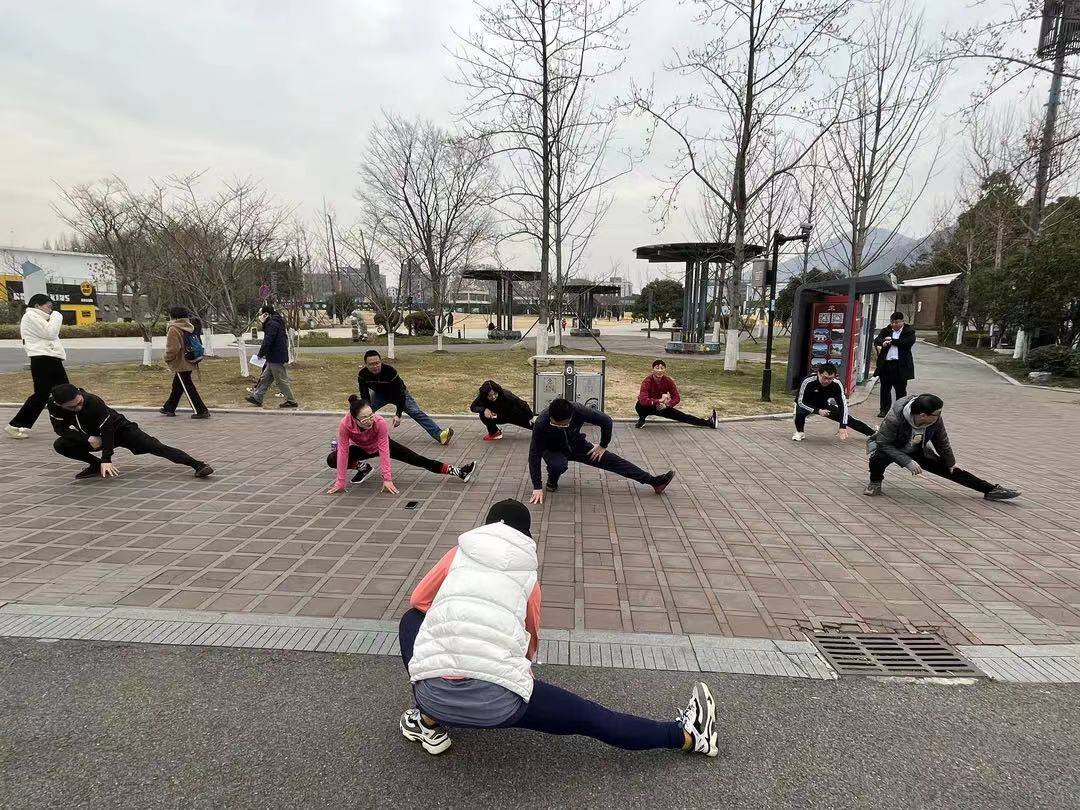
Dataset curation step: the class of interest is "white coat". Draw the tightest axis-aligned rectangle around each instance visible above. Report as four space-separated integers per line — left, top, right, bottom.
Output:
20 309 66 360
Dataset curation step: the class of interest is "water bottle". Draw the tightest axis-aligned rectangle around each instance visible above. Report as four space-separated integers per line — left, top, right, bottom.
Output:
330 439 338 453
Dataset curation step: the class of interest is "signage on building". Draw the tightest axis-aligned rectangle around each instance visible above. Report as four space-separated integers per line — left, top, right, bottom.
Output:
4 280 98 306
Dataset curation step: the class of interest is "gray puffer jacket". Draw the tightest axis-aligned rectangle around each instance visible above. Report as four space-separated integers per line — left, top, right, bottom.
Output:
866 394 955 469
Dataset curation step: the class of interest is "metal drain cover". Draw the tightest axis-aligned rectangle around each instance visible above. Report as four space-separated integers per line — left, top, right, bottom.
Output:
811 632 984 677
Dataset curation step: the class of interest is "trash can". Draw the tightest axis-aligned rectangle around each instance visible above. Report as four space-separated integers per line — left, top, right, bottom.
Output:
531 355 607 413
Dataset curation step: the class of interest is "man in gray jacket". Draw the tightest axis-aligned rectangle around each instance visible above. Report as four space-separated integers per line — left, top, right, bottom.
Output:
863 393 1019 501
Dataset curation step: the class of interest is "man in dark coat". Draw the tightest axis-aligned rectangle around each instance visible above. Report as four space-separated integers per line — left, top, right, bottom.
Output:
873 311 916 417
863 393 1018 501
246 306 298 408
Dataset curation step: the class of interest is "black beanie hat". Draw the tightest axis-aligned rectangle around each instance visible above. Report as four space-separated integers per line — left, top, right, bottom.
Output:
51 383 80 403
485 498 532 537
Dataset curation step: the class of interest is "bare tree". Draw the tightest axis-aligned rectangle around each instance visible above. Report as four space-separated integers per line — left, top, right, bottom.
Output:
336 216 409 359
628 0 851 371
358 113 498 352
53 178 169 366
820 4 946 279
451 0 638 356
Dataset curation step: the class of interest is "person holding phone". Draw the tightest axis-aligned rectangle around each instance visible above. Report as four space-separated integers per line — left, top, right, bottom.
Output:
873 311 916 418
326 395 475 495
6 294 69 440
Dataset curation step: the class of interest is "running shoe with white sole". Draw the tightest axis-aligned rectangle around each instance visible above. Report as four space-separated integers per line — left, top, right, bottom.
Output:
678 682 718 758
4 425 29 440
791 431 805 442
352 461 374 485
454 461 476 483
399 709 452 755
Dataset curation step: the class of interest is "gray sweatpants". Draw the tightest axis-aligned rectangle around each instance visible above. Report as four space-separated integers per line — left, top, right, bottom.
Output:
252 362 297 404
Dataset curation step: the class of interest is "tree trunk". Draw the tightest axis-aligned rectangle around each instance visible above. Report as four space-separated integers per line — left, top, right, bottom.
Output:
436 330 444 352
141 337 153 367
236 335 251 377
387 329 396 360
204 325 217 357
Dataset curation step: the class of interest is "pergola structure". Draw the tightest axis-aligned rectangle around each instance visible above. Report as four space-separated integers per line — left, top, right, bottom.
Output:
461 267 540 339
635 241 765 352
563 280 620 335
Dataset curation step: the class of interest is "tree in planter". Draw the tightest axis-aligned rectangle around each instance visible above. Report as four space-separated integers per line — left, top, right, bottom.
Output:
631 279 684 329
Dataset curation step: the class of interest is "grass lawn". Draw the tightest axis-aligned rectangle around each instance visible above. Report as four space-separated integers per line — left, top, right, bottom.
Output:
295 333 482 348
923 338 1080 390
0 349 789 417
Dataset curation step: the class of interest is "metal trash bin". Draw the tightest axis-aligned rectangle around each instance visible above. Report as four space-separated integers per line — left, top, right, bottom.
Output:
531 355 606 413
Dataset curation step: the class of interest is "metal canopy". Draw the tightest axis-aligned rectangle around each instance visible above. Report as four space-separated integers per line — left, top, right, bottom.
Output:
462 268 541 282
563 282 620 295
634 242 766 263
802 272 897 297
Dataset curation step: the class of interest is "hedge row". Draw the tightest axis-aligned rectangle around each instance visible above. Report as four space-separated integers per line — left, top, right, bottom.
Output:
0 321 168 340
1026 344 1080 377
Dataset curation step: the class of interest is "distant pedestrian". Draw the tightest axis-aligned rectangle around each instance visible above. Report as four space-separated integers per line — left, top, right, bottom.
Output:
446 310 454 334
358 350 453 445
161 306 211 419
528 398 674 503
863 393 1019 501
470 380 534 441
6 294 69 440
396 498 718 758
635 359 716 429
48 384 213 480
874 311 916 418
561 318 567 331
547 317 555 333
326 395 474 494
791 362 873 442
246 306 298 409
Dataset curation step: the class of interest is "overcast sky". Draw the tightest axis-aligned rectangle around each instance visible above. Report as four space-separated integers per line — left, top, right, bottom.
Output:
0 0 1044 287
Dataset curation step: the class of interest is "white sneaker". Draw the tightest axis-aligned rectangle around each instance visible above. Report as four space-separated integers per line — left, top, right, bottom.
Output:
400 709 452 755
678 682 718 757
791 431 805 442
4 425 29 440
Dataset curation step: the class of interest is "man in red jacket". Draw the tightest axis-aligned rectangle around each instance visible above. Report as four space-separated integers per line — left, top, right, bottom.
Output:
635 360 717 429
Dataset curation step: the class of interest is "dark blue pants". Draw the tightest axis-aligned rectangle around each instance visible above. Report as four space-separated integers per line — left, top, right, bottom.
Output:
398 609 684 751
543 448 655 488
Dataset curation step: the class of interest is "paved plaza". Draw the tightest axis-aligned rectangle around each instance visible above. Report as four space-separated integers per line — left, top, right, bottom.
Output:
1 342 1078 645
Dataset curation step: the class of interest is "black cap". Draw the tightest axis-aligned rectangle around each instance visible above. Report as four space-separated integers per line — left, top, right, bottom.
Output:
51 383 80 403
484 498 532 537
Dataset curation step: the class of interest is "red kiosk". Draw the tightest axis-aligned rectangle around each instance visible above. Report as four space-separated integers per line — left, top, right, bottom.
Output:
807 296 862 394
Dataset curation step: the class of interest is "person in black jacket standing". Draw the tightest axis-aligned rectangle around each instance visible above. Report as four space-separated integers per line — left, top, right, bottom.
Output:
246 306 298 408
528 398 674 504
792 362 874 441
358 350 453 445
874 312 916 417
863 393 1018 501
48 384 213 480
470 380 534 441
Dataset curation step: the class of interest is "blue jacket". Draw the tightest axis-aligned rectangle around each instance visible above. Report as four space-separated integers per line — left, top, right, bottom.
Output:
528 403 612 488
258 315 289 365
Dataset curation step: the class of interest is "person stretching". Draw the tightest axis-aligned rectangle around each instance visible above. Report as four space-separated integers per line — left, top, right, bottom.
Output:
863 393 1019 501
357 350 453 445
635 359 716 429
469 380 535 441
397 498 718 757
48 384 213 480
326 395 475 495
792 362 874 442
528 398 674 504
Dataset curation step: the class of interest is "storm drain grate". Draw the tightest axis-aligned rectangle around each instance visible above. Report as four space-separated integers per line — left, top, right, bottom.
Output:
810 632 985 677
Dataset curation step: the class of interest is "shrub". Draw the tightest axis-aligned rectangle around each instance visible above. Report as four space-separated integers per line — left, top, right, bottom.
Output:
373 311 403 331
403 310 436 335
1026 344 1074 375
0 320 167 340
1070 351 1080 378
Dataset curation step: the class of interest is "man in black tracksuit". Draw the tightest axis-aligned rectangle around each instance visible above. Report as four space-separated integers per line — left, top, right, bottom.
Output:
469 379 534 440
48 384 213 480
528 398 674 504
792 361 874 442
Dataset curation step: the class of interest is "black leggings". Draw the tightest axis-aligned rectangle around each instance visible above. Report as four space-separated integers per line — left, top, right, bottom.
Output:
54 426 202 470
868 450 994 493
794 405 874 436
10 356 69 429
398 609 684 750
325 441 445 475
478 412 533 436
635 401 712 427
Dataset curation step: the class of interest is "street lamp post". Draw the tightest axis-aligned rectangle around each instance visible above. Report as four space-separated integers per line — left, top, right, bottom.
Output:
761 223 812 402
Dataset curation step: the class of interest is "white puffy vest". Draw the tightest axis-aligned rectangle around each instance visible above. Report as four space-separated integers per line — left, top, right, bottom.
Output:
20 310 66 360
408 522 538 701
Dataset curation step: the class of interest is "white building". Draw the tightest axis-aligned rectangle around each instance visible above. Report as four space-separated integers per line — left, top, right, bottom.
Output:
1 245 116 290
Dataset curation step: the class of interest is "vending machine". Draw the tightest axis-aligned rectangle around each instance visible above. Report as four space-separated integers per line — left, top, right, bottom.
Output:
808 296 861 394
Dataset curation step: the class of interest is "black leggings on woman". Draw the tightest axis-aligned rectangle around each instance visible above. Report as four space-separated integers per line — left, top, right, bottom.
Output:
10 356 68 429
325 441 445 475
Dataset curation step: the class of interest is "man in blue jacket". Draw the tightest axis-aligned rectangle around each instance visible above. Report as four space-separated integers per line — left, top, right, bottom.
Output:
246 306 299 408
528 398 674 503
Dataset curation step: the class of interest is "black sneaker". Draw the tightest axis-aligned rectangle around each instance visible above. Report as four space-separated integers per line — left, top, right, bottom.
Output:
455 461 476 483
74 465 101 480
191 412 211 420
635 419 646 429
863 481 882 496
159 408 176 417
984 485 1020 501
652 470 675 494
279 401 299 409
194 464 214 479
545 481 559 492
245 396 262 407
352 462 374 484
876 410 888 418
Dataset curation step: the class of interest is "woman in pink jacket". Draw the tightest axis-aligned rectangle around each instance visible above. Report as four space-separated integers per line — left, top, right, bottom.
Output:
325 395 475 495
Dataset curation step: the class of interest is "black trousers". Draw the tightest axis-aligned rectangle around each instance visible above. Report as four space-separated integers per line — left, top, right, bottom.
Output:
53 426 201 470
635 401 711 428
479 412 533 436
878 360 908 413
543 448 655 487
325 441 444 476
10 356 69 429
162 370 208 414
794 405 875 436
868 450 993 494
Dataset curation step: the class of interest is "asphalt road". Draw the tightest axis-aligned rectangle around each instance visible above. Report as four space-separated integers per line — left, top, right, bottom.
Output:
1 639 1077 809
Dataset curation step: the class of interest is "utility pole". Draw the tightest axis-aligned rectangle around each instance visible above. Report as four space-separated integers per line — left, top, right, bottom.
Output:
326 211 341 323
762 224 812 401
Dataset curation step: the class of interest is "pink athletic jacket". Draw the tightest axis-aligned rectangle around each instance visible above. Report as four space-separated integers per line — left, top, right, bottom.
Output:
334 412 392 487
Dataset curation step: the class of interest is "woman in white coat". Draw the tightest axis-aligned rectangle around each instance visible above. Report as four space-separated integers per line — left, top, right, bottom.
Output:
5 294 69 439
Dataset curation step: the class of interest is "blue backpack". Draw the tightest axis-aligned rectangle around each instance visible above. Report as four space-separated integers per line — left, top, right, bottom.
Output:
184 332 205 364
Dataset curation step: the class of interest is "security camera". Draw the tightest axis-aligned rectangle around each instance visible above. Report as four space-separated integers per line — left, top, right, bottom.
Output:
799 222 812 235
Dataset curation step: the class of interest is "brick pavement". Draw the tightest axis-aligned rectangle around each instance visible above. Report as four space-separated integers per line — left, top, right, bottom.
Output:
1 342 1078 645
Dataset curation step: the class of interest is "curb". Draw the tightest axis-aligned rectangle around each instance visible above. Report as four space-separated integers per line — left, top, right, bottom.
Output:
921 340 1080 394
2 603 1078 683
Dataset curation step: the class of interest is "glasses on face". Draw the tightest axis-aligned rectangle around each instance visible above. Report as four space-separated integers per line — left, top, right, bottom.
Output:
355 414 374 425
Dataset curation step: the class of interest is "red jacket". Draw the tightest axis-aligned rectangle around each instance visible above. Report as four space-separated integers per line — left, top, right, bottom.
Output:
638 375 681 408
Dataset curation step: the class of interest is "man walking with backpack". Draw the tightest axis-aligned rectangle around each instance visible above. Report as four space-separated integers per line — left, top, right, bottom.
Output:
246 306 299 409
161 306 210 419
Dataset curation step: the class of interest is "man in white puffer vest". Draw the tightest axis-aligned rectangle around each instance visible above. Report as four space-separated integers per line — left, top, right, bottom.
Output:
397 498 718 758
